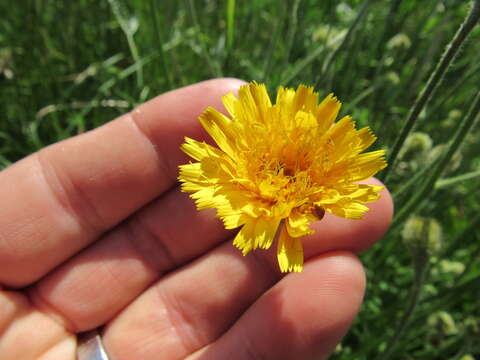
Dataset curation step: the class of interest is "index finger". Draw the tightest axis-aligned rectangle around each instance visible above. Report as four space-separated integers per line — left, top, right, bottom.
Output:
0 78 245 287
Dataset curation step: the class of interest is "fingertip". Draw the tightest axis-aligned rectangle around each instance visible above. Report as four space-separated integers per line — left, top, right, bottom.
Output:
303 251 366 309
196 251 366 360
134 77 246 123
356 177 393 251
193 78 247 114
275 252 366 358
198 78 247 95
287 252 366 358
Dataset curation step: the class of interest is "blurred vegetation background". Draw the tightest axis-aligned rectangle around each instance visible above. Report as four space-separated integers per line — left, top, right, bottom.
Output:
1 0 479 359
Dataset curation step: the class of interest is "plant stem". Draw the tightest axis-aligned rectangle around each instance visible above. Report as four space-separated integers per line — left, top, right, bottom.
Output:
381 0 480 183
367 0 404 122
392 90 480 230
392 158 440 200
226 0 236 50
149 0 173 90
186 0 222 77
428 59 480 117
107 0 144 89
435 169 480 189
441 213 480 257
261 1 287 82
314 0 372 89
376 261 429 360
284 0 302 65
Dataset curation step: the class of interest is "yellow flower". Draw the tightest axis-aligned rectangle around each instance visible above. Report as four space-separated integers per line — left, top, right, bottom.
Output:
178 82 387 272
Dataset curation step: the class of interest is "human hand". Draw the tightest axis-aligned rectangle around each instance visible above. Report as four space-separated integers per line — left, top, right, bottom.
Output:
0 79 393 360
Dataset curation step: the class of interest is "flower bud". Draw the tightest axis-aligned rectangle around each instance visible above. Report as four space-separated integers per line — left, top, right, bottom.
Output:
399 132 433 162
397 132 434 175
427 144 462 174
402 216 442 263
387 33 412 49
427 311 459 337
459 355 475 360
463 316 480 337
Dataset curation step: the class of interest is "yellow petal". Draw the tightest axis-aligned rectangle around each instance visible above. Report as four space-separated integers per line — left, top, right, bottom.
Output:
233 221 256 255
294 111 317 130
232 216 280 255
180 137 230 162
178 162 202 183
356 127 377 152
345 150 387 182
316 93 341 133
222 92 238 118
292 85 318 114
275 85 318 118
275 86 295 109
254 217 281 250
277 224 304 272
286 209 315 238
344 184 384 202
180 137 208 161
315 183 383 219
323 115 355 145
236 82 272 125
221 212 249 229
249 82 272 121
326 201 370 219
199 107 237 159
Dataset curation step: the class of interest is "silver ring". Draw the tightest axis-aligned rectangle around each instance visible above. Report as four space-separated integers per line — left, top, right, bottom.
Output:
77 329 110 360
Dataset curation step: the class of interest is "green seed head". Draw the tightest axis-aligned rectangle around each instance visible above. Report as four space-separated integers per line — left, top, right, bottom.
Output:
402 216 442 262
399 132 433 162
427 311 459 337
463 316 480 337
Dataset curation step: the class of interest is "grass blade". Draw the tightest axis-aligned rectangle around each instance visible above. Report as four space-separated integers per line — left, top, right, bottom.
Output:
107 0 144 89
226 0 236 50
435 169 480 189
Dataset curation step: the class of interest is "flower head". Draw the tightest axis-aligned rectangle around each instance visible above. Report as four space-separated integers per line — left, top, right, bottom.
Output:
179 82 387 272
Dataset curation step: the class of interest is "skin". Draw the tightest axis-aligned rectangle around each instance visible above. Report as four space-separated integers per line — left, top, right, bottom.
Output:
0 78 393 360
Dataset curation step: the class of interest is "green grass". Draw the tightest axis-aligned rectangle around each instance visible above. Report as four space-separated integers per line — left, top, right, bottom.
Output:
1 0 480 358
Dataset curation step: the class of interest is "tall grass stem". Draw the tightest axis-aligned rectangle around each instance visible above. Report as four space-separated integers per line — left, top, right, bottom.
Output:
149 0 173 90
381 0 480 183
186 0 222 77
107 0 144 89
284 0 301 65
314 0 372 88
376 261 429 360
392 90 480 229
435 169 480 189
226 0 236 50
261 1 287 82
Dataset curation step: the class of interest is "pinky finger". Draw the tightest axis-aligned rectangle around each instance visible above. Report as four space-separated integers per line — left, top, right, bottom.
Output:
187 251 365 360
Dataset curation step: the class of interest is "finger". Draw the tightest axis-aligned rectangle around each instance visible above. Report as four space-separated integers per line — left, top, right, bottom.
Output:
28 178 391 333
29 188 229 332
189 253 365 360
101 251 364 360
0 78 245 287
0 290 75 360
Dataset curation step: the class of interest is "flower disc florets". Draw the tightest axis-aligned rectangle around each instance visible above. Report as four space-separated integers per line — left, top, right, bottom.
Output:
179 82 387 272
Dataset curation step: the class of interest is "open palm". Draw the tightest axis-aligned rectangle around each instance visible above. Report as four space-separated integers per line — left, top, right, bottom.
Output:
0 79 392 360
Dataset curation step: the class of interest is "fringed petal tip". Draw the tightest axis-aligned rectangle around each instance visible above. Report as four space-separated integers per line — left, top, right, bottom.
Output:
232 217 281 257
277 224 304 273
